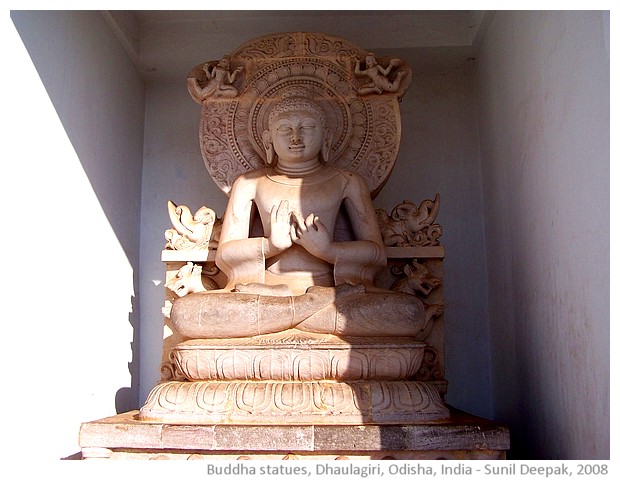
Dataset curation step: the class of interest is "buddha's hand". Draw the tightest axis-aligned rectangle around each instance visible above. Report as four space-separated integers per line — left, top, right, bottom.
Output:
290 212 335 263
268 200 294 252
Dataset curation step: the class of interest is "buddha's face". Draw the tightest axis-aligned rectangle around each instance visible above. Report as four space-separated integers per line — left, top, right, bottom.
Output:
269 110 324 164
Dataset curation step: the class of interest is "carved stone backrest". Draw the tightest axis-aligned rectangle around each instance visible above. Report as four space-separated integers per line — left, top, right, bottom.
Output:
188 32 412 198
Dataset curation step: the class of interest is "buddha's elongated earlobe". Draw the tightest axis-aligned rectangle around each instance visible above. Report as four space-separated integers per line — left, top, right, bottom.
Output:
262 130 275 165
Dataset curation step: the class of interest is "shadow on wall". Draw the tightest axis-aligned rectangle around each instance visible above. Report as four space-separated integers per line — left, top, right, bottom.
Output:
116 295 140 414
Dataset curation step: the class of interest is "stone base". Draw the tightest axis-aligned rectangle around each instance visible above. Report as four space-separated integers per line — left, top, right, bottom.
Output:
172 333 426 381
79 408 510 460
138 380 449 424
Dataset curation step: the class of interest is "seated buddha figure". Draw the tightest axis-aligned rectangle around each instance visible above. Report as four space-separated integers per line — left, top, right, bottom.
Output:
171 88 426 339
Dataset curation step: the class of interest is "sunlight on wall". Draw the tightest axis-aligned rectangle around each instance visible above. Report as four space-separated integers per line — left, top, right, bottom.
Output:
3 18 134 460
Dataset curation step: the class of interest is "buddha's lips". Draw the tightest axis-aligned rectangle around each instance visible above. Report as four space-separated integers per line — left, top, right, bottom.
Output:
289 144 305 151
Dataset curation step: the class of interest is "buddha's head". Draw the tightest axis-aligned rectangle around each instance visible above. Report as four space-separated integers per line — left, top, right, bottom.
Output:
262 88 330 166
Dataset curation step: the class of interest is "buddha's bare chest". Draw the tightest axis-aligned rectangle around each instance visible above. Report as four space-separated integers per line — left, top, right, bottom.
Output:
253 175 346 222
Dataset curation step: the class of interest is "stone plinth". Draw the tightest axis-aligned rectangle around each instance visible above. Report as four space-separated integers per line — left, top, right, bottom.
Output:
79 408 509 460
139 331 449 425
138 380 448 425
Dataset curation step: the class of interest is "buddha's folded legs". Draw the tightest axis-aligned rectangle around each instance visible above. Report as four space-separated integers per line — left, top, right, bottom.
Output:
297 290 427 337
171 291 297 338
170 284 426 339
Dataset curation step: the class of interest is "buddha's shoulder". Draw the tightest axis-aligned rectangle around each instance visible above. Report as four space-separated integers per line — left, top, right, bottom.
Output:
328 165 366 184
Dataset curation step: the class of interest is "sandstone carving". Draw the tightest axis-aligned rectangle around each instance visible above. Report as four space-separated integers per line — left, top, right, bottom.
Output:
165 200 221 250
164 262 208 298
187 32 411 196
390 260 442 296
354 53 409 96
376 194 442 246
171 333 425 382
390 260 444 341
140 32 449 425
187 56 244 102
140 380 446 424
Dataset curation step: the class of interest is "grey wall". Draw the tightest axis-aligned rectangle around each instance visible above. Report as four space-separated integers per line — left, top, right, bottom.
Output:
8 11 145 459
375 56 492 417
475 11 610 459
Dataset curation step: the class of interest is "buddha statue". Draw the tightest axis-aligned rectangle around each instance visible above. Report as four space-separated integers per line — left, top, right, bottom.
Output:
140 33 449 425
170 88 429 340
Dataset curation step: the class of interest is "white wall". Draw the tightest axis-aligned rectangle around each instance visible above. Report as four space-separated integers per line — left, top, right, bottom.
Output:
137 46 494 418
6 11 145 459
475 11 610 459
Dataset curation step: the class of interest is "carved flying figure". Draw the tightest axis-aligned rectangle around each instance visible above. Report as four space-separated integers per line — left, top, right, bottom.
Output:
187 56 243 102
376 194 441 246
354 52 407 95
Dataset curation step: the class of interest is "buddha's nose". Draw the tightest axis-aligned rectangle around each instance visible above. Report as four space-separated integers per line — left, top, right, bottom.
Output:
290 129 303 144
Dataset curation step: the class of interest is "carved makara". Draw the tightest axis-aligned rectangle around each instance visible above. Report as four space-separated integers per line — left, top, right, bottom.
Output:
390 260 442 297
164 262 208 297
165 200 221 250
376 194 442 246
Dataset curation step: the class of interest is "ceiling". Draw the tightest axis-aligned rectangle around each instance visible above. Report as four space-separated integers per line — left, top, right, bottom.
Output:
103 10 493 82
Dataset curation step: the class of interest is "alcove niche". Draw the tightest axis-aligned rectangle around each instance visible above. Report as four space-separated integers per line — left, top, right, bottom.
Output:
7 10 609 460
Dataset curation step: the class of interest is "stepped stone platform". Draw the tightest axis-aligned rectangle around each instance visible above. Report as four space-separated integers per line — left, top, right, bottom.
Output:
79 407 510 460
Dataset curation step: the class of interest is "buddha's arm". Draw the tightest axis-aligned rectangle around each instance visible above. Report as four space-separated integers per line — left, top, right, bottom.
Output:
215 177 264 287
334 173 387 285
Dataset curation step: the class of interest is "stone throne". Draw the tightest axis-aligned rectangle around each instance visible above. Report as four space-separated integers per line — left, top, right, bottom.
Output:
139 32 449 425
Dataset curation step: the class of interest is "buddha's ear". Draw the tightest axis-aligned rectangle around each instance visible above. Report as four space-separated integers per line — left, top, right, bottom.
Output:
262 130 275 165
321 129 332 164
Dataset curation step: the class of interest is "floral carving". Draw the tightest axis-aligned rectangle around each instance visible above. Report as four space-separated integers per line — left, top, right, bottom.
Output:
160 351 188 382
171 339 425 382
413 347 444 383
139 380 448 423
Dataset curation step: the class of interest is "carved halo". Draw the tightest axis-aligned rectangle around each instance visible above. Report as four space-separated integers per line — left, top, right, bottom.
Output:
191 32 411 198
